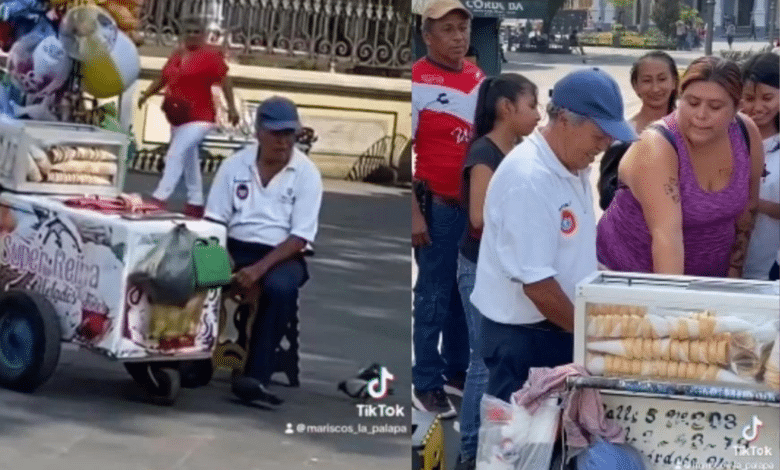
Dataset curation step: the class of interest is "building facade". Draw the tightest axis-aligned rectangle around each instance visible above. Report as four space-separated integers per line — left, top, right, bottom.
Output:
564 0 777 35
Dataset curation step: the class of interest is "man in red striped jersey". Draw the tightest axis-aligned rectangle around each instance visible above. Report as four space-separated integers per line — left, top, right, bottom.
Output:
411 0 484 420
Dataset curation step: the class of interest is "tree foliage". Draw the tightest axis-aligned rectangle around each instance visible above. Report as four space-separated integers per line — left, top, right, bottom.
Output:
651 0 681 38
680 4 704 25
609 0 635 8
544 0 566 34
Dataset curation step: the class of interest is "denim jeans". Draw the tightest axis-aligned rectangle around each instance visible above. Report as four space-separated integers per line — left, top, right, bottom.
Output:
481 315 573 403
228 239 308 386
456 254 489 460
412 200 469 392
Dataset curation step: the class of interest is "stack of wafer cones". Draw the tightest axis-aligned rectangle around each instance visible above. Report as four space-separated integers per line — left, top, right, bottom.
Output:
584 303 775 387
765 333 779 390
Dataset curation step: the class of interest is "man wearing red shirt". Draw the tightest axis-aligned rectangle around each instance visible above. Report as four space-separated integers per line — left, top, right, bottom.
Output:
138 16 239 217
412 0 484 419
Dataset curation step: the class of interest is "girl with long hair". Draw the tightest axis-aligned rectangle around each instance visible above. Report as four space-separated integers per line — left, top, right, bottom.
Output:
740 52 779 280
598 51 679 209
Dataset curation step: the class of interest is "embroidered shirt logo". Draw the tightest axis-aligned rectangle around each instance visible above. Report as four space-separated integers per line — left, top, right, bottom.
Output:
561 208 577 236
236 183 249 200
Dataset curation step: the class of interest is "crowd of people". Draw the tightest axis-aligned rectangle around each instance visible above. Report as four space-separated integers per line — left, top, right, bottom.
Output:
675 19 706 51
412 0 779 468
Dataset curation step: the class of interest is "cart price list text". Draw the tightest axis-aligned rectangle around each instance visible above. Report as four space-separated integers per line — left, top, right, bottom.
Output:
604 403 777 469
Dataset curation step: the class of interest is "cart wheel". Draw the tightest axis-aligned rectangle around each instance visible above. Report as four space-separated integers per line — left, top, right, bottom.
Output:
0 291 61 393
179 359 213 388
124 362 155 388
148 367 180 406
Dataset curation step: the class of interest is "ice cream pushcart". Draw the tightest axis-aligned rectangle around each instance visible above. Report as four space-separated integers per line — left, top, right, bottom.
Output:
567 272 780 468
0 119 227 405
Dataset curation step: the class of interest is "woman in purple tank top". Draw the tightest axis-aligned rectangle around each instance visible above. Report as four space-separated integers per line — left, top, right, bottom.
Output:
597 56 765 277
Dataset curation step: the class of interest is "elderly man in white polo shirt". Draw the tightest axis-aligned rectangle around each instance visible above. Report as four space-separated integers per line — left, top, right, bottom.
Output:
470 68 638 402
205 96 323 406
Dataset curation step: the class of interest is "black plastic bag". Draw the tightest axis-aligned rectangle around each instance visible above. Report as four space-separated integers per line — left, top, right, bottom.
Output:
129 224 198 306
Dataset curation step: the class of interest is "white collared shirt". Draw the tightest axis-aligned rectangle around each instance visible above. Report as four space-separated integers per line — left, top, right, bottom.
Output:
470 130 597 325
205 144 323 246
744 134 780 279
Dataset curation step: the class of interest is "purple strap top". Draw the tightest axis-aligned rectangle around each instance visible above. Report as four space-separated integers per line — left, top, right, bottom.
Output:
596 113 751 277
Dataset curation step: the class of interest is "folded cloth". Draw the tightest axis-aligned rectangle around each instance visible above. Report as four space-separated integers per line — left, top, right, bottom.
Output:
512 364 625 448
64 194 164 214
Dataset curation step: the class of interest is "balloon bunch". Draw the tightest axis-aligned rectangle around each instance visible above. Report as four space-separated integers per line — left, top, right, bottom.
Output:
49 0 145 45
0 0 142 121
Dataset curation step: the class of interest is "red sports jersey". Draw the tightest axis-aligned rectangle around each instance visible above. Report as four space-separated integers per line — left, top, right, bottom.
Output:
412 57 484 199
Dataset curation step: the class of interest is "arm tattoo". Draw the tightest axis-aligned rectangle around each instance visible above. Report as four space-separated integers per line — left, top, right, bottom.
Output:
663 177 681 203
729 204 758 275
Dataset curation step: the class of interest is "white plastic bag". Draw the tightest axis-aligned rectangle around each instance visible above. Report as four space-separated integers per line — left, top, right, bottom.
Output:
476 394 561 470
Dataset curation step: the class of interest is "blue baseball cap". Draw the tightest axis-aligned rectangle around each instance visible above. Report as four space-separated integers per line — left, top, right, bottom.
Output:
551 67 638 143
256 96 301 132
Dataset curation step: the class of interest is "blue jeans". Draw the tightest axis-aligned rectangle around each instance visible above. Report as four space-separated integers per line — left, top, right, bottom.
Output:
228 238 308 386
413 200 469 392
481 315 573 403
456 254 489 460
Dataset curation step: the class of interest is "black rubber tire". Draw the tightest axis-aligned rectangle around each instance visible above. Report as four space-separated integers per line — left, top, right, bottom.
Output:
0 290 61 393
179 359 213 388
126 362 181 405
149 367 180 406
124 362 155 388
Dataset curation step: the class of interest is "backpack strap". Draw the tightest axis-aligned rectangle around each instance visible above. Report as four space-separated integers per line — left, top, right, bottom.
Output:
735 114 751 152
647 123 677 152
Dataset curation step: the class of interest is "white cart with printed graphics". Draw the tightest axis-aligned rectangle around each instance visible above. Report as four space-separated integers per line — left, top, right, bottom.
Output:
567 272 780 469
0 192 225 404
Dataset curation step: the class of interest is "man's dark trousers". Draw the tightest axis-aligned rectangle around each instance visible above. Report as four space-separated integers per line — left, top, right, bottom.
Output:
480 315 573 402
413 200 469 393
228 238 308 387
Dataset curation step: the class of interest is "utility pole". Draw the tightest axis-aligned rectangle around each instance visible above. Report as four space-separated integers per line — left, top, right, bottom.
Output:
705 0 716 55
770 0 777 47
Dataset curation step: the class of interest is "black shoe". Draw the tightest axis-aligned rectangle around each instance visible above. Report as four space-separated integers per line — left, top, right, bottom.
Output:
454 455 477 470
232 376 284 406
412 388 457 419
443 372 466 397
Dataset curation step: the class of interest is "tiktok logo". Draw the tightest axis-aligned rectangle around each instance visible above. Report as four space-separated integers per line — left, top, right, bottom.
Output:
742 415 763 443
367 366 395 399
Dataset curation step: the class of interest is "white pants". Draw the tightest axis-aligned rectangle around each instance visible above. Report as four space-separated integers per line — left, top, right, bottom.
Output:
152 121 216 205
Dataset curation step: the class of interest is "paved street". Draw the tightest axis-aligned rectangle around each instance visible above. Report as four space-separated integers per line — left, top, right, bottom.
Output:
0 171 412 469
426 39 777 468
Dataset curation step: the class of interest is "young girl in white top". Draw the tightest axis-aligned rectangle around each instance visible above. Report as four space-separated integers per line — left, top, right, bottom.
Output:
741 53 779 280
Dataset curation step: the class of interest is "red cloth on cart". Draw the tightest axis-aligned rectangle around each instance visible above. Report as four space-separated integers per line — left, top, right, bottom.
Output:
512 364 625 448
63 194 165 215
